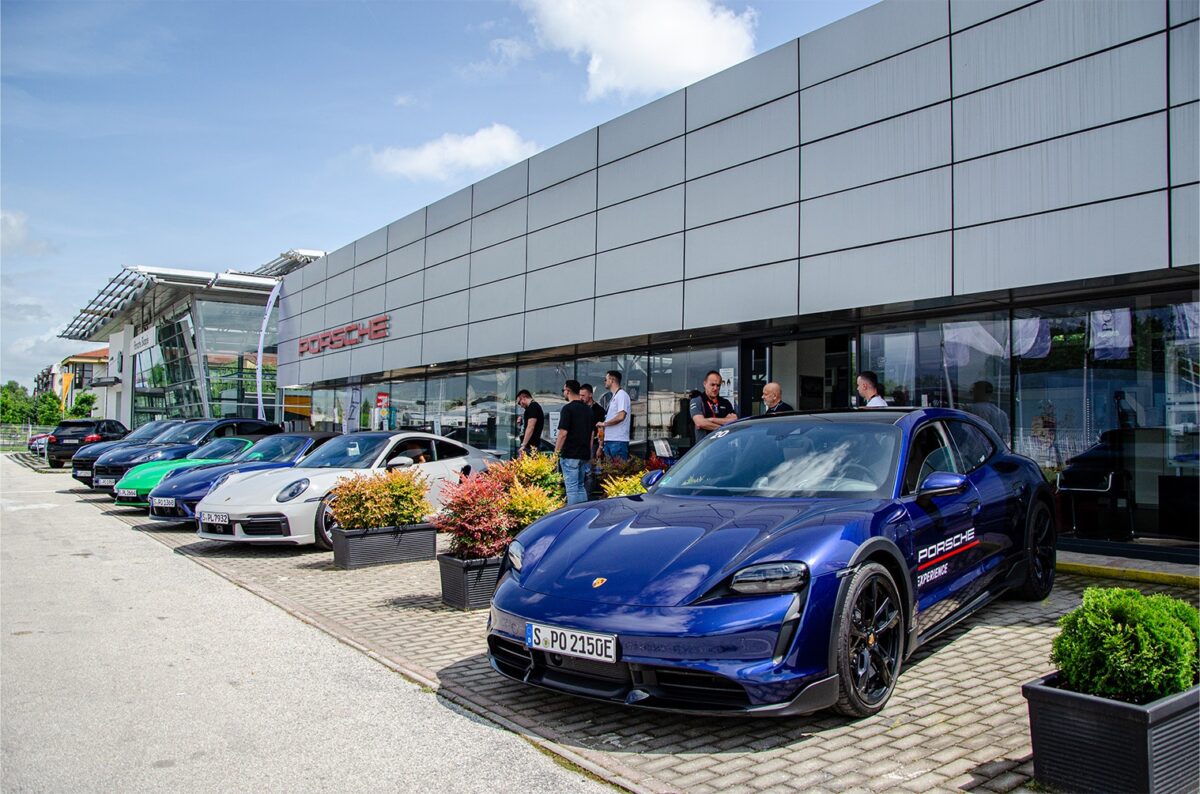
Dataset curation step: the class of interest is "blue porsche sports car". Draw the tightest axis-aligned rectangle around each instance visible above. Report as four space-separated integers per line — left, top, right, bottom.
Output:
487 407 1055 717
146 431 340 522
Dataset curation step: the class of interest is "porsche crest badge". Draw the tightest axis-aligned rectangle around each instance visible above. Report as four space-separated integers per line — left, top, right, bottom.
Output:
592 577 607 588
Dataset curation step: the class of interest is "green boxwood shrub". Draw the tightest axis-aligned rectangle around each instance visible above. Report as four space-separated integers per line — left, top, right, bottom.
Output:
1051 587 1199 705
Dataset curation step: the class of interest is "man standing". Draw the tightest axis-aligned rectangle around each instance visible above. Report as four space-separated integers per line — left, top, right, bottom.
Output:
856 371 888 408
596 370 632 461
762 382 794 414
516 389 544 455
579 384 606 459
690 370 738 443
554 380 593 505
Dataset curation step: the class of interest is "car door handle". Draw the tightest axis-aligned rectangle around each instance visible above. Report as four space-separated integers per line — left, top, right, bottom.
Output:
969 500 982 515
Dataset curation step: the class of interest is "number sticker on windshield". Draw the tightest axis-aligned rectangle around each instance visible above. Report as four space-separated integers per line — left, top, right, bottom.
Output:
711 429 729 439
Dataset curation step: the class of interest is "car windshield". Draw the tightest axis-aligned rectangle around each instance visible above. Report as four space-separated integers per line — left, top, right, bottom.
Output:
129 421 178 441
188 438 249 460
654 419 902 499
234 435 309 463
299 435 390 469
154 422 214 443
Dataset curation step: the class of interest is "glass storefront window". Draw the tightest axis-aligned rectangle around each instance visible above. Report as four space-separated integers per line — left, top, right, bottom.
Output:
281 387 313 430
467 368 517 456
646 346 737 458
391 379 426 430
516 361 572 450
132 309 205 426
425 374 467 441
194 300 277 421
311 388 340 431
357 382 394 430
577 353 648 453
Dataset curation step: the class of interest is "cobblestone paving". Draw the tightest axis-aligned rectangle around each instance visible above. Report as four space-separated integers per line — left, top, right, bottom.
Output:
72 484 1196 794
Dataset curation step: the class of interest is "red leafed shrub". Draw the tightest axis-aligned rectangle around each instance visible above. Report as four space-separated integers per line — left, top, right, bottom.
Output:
432 474 514 559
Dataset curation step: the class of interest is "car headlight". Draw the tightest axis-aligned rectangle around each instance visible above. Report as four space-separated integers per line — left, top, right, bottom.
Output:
729 561 809 595
275 478 309 503
208 472 234 495
507 540 524 572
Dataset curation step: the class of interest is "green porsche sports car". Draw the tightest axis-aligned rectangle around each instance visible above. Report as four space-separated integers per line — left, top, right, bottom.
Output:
113 437 255 508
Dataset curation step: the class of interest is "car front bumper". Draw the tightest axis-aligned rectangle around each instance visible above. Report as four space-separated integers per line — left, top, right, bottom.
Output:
195 503 307 544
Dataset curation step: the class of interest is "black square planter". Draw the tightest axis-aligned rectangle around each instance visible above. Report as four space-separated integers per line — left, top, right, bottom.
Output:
332 523 436 570
1023 672 1200 794
437 553 502 610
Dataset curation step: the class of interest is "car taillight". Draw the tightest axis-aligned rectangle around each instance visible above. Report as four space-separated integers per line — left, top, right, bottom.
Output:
48 435 57 443
84 434 102 443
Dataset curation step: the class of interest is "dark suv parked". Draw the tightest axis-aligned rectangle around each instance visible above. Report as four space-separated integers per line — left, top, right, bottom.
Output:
46 419 128 468
69 419 184 488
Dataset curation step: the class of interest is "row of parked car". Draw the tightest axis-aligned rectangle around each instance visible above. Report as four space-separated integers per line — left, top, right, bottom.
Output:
57 417 495 548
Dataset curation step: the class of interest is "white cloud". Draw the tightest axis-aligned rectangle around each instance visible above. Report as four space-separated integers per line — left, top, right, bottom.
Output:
393 93 415 107
370 123 541 182
461 36 535 78
1 210 55 256
519 0 757 100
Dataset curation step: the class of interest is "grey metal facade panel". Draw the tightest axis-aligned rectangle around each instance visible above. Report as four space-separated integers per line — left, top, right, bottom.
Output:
684 204 799 279
598 89 685 164
298 357 323 386
421 291 469 332
468 274 525 322
524 299 595 350
467 314 525 359
470 237 526 286
423 255 470 299
471 198 527 251
382 335 422 371
687 39 798 132
525 255 595 312
276 362 299 389
798 232 952 313
427 186 472 234
327 243 355 277
800 39 950 144
595 282 684 337
800 167 951 256
683 260 798 328
528 171 597 232
953 192 1169 293
301 256 328 289
422 325 468 365
951 0 1165 96
385 271 424 311
952 35 1167 161
325 268 354 303
1170 103 1199 185
1170 22 1199 104
355 227 388 265
684 148 800 229
282 269 304 299
350 342 384 378
300 282 327 314
1171 0 1199 25
424 221 470 266
277 317 298 347
325 296 353 327
473 160 527 215
799 0 946 88
389 304 423 338
595 233 683 296
597 138 684 208
950 0 1035 32
324 350 351 382
387 209 426 252
278 290 301 321
685 94 799 180
954 114 1168 227
597 185 684 252
1171 185 1199 265
352 283 386 319
353 255 387 293
529 129 597 192
527 213 596 272
298 307 325 338
801 103 950 199
386 240 425 281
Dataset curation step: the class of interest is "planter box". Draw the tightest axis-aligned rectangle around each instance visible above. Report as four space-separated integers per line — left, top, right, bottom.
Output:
1023 672 1200 794
332 523 436 570
437 553 502 610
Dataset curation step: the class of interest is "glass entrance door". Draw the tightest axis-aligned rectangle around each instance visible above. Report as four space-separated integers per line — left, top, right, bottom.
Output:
744 335 852 415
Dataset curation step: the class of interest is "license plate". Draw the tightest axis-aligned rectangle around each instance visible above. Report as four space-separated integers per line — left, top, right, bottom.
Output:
200 511 229 525
150 497 175 508
116 488 137 498
95 477 115 486
526 622 617 664
74 469 91 477
63 439 79 445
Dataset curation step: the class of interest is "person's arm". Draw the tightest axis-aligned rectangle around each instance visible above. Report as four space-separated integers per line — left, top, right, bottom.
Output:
598 410 627 428
520 417 536 451
554 428 567 455
691 413 723 432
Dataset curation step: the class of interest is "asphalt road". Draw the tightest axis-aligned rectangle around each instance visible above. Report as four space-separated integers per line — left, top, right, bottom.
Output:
0 457 608 793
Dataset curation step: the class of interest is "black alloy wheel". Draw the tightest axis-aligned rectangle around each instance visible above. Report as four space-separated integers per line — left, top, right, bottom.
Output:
1015 500 1055 601
833 562 904 717
314 495 338 550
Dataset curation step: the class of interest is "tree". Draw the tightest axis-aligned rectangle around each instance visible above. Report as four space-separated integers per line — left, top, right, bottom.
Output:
0 381 34 425
34 392 63 425
67 391 97 419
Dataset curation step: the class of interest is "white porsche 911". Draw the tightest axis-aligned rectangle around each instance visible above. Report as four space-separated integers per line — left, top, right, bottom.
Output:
194 431 494 548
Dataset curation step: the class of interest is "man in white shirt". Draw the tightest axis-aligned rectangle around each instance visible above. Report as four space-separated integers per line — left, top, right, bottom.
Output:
596 370 632 460
856 371 889 408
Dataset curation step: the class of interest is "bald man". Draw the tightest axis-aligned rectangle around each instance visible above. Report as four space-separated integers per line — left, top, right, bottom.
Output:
762 382 794 414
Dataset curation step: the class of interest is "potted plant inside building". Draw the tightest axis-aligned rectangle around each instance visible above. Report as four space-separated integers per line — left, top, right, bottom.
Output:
1022 586 1199 794
329 469 435 570
433 453 564 610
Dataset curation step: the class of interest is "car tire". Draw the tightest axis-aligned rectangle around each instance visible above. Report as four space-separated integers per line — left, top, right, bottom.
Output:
1014 499 1055 601
832 562 905 718
48 459 64 469
313 495 337 550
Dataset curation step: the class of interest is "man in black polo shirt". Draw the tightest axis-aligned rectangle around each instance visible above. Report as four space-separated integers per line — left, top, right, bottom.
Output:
689 370 738 444
555 380 593 505
516 389 544 455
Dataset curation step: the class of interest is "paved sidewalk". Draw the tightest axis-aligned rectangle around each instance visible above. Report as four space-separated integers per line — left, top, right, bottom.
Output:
55 459 1197 794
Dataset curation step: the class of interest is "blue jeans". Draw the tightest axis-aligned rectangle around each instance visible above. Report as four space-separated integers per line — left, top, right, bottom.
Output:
560 457 588 505
603 441 629 461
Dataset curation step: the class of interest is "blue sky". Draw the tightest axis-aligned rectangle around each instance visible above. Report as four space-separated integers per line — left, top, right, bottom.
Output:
1 0 876 386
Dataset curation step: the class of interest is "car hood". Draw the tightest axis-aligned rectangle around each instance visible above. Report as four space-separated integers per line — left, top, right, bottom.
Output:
97 443 196 466
72 439 152 461
517 493 885 608
120 458 228 487
151 460 293 497
203 466 356 506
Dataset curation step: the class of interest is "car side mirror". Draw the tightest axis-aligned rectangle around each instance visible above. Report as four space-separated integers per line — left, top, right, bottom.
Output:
641 469 665 489
917 472 968 499
387 455 415 469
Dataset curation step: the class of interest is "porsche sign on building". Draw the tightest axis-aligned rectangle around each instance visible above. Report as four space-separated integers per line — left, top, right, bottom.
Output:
275 0 1198 560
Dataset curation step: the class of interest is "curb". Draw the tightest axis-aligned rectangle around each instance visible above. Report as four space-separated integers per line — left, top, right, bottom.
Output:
1057 561 1200 589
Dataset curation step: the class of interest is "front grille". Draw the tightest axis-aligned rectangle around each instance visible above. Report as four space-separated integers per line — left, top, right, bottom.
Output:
635 666 750 708
238 515 290 537
489 636 533 678
200 521 233 535
93 464 130 482
150 502 194 519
